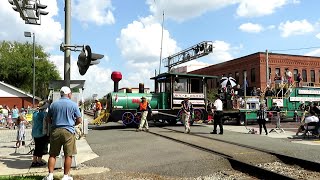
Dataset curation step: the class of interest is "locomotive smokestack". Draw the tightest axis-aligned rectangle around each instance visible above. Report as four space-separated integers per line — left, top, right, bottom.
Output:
139 83 144 93
111 71 122 92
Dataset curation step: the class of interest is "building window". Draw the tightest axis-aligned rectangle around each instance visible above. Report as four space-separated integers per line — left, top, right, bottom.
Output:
275 68 280 77
268 68 271 79
243 70 247 87
235 72 239 83
311 70 315 82
293 69 298 82
302 69 307 82
251 68 256 82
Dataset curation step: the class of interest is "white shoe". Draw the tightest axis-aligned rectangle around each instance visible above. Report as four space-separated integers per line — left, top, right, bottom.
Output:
61 175 73 180
42 175 53 180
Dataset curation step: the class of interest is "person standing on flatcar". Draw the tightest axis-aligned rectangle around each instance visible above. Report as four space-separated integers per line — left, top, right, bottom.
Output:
211 94 223 134
181 97 193 133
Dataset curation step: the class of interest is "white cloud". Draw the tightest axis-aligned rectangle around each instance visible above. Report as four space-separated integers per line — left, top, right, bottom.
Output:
72 0 115 26
279 19 314 37
267 25 276 30
116 15 178 66
116 15 180 90
147 0 294 22
316 33 320 39
50 55 114 98
147 0 238 22
0 0 63 51
236 0 287 17
239 23 264 33
209 40 234 64
305 49 320 57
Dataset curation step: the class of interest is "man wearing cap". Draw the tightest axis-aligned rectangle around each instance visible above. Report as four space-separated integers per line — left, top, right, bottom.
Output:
43 86 82 180
211 94 224 134
181 96 193 133
135 96 151 132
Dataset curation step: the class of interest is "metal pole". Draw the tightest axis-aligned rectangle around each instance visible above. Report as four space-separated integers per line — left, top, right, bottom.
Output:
159 10 164 75
266 49 269 87
64 0 71 87
32 33 35 108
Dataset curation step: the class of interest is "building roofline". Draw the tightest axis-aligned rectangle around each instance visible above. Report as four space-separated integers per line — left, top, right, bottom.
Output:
189 52 320 73
0 81 41 100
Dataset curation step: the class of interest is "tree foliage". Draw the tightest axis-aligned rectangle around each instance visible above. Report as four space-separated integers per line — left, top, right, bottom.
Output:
0 41 61 99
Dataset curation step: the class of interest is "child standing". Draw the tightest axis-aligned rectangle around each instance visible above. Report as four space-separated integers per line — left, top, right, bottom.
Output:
15 116 27 148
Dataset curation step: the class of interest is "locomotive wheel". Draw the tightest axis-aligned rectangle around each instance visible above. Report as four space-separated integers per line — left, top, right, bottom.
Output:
122 112 134 125
238 113 246 126
134 112 142 125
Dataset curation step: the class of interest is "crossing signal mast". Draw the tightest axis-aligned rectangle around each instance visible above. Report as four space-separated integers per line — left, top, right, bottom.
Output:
60 44 104 76
162 41 214 72
8 0 48 25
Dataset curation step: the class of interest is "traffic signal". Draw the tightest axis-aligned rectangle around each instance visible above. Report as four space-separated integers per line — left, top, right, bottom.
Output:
8 0 20 12
8 0 48 25
77 45 104 75
35 1 48 17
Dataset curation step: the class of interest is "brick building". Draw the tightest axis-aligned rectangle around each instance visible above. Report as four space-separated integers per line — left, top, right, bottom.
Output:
190 52 320 92
0 81 40 109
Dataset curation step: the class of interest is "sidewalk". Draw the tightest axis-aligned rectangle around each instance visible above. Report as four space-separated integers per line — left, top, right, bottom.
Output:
0 128 105 176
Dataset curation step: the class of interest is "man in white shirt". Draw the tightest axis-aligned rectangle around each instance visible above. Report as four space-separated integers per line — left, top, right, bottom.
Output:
296 110 319 135
211 94 224 134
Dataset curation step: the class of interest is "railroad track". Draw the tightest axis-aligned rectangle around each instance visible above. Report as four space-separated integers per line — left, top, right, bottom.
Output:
84 110 320 179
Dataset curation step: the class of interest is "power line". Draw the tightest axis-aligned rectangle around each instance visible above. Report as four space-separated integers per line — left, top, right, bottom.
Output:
270 46 320 52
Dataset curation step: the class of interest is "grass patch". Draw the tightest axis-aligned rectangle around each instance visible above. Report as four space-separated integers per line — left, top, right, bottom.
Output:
0 175 44 180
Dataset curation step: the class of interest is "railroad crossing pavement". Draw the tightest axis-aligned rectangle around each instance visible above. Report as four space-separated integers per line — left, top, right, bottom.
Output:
0 120 319 177
0 128 107 176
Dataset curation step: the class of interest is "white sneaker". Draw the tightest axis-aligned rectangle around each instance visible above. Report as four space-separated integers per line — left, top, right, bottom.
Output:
42 175 53 180
61 175 73 180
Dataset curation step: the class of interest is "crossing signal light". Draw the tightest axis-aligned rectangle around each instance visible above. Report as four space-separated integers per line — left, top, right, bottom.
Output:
77 45 104 75
35 2 48 17
8 0 19 12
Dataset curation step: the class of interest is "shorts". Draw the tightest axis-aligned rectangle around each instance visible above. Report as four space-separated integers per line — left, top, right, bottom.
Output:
49 128 76 157
33 136 49 157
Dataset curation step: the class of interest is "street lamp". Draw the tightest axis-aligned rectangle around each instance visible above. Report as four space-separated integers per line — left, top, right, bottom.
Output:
24 31 35 108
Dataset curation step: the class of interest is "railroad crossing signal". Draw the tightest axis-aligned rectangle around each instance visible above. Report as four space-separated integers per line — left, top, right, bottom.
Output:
77 45 104 75
8 0 48 25
162 41 214 71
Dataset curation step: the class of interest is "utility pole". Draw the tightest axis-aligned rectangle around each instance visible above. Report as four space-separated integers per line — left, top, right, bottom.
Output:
158 10 164 75
64 0 71 87
266 49 269 88
32 33 35 107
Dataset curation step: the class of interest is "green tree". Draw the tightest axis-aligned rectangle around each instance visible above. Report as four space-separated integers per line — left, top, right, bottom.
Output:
0 41 61 99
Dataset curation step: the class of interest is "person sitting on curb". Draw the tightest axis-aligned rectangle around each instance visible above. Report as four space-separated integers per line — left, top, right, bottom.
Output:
296 110 319 136
135 96 152 132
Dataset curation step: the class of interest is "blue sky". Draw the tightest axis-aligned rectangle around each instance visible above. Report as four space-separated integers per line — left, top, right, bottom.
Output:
1 0 320 98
